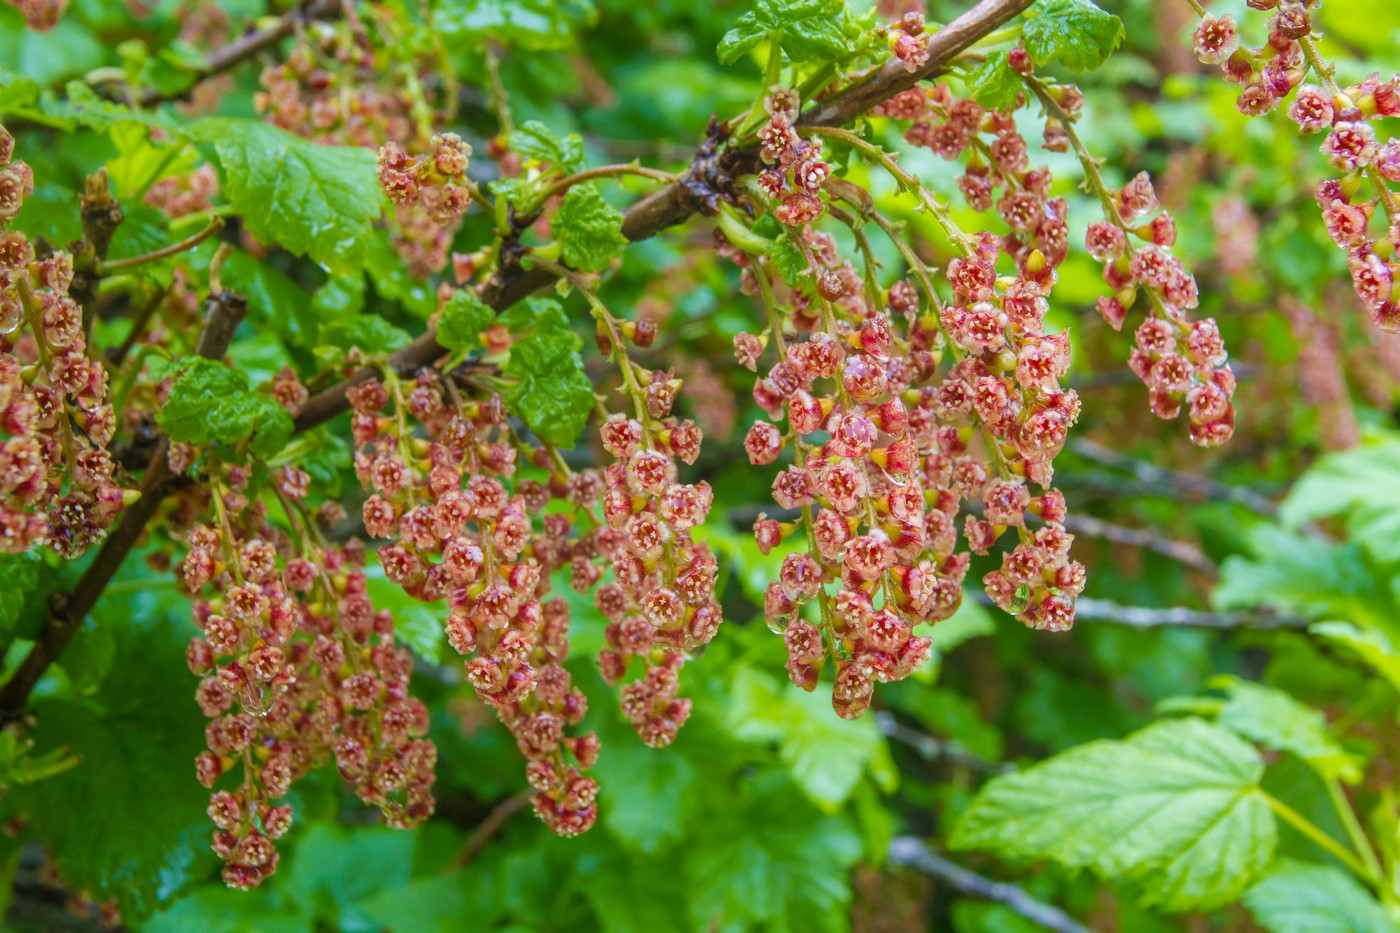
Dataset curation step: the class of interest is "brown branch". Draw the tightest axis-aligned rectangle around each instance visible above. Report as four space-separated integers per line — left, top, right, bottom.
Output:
0 292 248 714
449 792 532 869
975 591 1312 631
888 838 1091 933
1069 438 1280 517
1061 512 1217 576
136 0 341 107
292 0 1035 435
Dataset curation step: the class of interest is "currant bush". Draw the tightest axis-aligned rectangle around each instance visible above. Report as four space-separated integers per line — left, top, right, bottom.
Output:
0 0 1397 927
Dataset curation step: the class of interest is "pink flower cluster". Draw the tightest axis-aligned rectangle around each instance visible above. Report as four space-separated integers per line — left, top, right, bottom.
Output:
348 370 603 836
183 467 434 889
756 89 829 227
1193 3 1400 331
1087 171 1236 447
0 123 124 556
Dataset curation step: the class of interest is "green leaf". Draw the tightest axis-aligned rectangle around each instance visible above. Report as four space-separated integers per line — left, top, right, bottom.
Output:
1214 525 1397 638
1279 434 1400 565
766 234 808 288
505 329 593 448
1173 676 1363 784
498 295 569 334
717 13 768 66
220 250 322 348
437 289 494 351
189 118 382 275
434 0 598 52
105 122 200 200
951 717 1276 911
1310 621 1400 694
510 120 585 173
1243 859 1395 933
0 70 39 113
965 51 1023 111
25 605 213 919
315 314 412 355
156 358 294 458
1022 0 1125 72
684 771 862 931
718 0 850 66
278 822 414 931
553 184 628 273
358 871 496 933
590 736 700 853
0 552 39 636
728 667 893 808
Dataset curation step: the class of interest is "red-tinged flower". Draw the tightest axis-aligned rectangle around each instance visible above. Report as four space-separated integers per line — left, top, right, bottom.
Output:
1193 14 1240 65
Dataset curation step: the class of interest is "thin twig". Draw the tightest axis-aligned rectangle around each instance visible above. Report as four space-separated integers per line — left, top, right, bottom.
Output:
109 284 170 367
1069 438 1279 517
1061 513 1217 576
875 713 1013 775
450 792 532 869
972 592 1311 630
97 217 225 274
887 837 1091 933
0 292 248 714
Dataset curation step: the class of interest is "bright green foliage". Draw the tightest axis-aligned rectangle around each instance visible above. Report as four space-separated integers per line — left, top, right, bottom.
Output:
315 314 411 354
966 51 1023 111
1215 526 1397 637
505 319 593 447
554 184 629 272
951 718 1276 910
1243 860 1394 933
767 234 809 288
0 553 38 635
156 358 294 458
1160 676 1364 784
684 771 863 931
511 120 585 173
1022 0 1124 72
1280 433 1400 565
436 288 495 351
718 0 849 65
434 0 598 50
189 118 382 276
728 667 895 810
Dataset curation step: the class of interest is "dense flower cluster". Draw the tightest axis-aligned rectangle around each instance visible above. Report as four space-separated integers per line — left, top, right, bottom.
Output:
347 366 603 835
1192 1 1400 332
1085 171 1237 447
183 465 435 889
593 384 721 748
0 124 123 556
376 134 474 222
756 88 830 228
729 86 1090 718
877 79 1071 269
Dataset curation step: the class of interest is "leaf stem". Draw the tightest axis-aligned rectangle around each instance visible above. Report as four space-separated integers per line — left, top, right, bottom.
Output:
533 163 679 206
97 217 226 275
1263 791 1379 886
1327 778 1388 895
